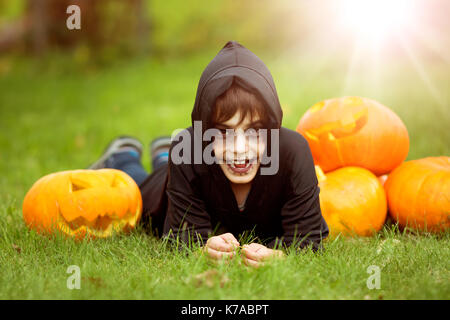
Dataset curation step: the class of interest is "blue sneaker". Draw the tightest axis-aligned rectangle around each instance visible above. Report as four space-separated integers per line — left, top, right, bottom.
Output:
150 136 172 170
88 136 143 169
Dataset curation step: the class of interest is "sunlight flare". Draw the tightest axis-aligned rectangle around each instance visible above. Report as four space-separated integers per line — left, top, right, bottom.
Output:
338 0 416 44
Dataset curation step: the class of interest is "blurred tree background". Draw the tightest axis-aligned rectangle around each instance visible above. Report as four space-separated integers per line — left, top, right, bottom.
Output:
1 0 449 59
0 0 318 60
0 0 149 57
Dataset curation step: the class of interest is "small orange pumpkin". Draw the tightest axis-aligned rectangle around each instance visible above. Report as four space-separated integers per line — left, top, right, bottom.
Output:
316 165 387 236
297 96 410 176
384 156 450 232
22 169 142 239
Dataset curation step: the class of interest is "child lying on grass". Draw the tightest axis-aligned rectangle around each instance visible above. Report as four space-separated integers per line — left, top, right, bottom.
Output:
89 41 329 267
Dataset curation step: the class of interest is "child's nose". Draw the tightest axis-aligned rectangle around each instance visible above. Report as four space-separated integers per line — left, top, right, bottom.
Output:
235 132 247 154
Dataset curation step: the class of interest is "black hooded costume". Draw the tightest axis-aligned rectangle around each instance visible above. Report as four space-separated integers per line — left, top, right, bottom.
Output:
139 41 329 250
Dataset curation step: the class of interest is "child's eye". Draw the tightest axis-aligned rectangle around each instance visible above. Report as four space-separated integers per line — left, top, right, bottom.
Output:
218 129 232 136
215 128 262 138
246 128 261 137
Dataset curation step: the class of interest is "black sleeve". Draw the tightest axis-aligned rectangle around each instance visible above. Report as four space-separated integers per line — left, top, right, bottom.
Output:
162 141 212 247
267 133 329 252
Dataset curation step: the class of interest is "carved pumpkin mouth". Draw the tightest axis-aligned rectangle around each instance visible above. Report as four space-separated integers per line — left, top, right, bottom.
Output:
57 209 139 238
67 215 114 231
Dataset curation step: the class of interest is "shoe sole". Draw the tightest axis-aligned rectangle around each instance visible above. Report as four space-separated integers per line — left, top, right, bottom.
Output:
88 136 143 169
150 136 172 158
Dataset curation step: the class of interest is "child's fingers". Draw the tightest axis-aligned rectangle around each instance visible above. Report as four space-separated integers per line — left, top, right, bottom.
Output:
220 233 240 247
241 246 262 261
246 243 265 251
243 245 280 262
242 257 261 268
206 247 234 261
207 237 234 252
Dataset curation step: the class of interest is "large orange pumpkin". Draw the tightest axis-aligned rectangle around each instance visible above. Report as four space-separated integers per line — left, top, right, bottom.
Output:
297 96 409 176
316 165 387 236
23 169 142 239
384 156 450 232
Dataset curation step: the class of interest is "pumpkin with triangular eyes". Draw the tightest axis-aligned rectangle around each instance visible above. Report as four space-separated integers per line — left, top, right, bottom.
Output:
22 169 142 239
297 96 410 176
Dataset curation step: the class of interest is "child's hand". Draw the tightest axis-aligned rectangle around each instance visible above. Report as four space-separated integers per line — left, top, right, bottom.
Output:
241 243 284 268
203 233 240 263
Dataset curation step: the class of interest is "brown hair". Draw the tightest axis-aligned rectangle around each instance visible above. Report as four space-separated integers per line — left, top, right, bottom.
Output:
211 83 270 128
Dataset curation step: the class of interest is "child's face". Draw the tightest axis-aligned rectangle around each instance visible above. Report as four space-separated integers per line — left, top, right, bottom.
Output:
213 110 266 184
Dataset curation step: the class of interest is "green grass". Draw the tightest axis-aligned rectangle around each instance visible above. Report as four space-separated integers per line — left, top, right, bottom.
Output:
0 50 449 299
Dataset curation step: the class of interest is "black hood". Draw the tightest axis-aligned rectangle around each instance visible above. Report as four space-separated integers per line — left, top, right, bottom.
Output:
191 41 283 132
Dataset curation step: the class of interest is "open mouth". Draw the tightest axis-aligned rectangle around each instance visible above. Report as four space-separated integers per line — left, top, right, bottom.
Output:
226 158 256 175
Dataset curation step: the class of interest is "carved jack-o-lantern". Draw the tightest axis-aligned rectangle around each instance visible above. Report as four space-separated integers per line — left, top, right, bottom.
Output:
297 97 410 176
316 165 387 236
22 169 142 239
